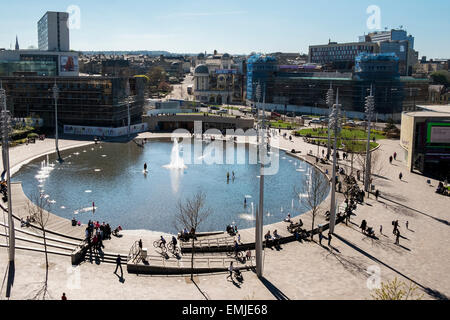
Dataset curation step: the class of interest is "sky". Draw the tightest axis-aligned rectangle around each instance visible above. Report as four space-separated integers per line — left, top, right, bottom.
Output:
0 0 449 58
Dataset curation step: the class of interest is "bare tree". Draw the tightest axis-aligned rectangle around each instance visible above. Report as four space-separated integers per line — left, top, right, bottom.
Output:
296 168 329 241
174 191 212 281
342 133 358 176
27 192 52 300
355 149 384 187
372 277 423 300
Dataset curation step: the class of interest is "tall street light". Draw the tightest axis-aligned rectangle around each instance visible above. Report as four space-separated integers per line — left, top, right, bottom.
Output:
328 89 341 234
326 85 334 158
0 84 15 262
52 82 62 162
364 86 375 192
255 82 265 278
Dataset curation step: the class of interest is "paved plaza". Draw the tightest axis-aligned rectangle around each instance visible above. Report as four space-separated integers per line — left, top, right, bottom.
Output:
0 132 449 300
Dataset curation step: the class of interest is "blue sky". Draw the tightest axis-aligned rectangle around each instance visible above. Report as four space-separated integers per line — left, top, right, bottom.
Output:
0 0 449 58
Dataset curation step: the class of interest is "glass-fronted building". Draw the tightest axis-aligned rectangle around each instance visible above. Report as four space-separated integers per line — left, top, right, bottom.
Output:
0 76 146 128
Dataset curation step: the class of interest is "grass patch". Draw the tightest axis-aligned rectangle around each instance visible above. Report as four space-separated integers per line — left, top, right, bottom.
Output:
296 128 386 141
307 138 379 152
270 120 299 129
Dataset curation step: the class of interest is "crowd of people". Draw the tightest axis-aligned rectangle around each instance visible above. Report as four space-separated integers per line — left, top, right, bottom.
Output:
84 220 115 251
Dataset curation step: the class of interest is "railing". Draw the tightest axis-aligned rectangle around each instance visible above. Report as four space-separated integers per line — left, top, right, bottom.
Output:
127 241 142 264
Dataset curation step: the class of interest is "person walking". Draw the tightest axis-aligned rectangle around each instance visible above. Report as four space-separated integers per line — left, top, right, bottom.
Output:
389 156 393 164
380 225 383 235
375 189 380 201
227 262 234 280
114 254 123 277
319 231 323 246
406 221 409 230
395 230 401 245
399 172 403 180
394 152 397 161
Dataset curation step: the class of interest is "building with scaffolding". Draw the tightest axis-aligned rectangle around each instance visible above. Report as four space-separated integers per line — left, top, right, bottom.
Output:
0 75 146 129
245 53 429 121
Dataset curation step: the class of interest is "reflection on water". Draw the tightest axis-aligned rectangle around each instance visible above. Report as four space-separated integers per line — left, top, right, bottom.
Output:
13 140 329 233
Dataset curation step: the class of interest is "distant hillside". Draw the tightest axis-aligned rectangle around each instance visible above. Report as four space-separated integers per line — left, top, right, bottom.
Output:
80 51 197 57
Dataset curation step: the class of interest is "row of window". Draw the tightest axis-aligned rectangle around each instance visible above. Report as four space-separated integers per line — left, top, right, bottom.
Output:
311 45 375 52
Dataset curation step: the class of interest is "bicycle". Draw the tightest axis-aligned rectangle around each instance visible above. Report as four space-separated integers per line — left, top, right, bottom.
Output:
167 242 180 255
226 246 243 260
153 239 167 253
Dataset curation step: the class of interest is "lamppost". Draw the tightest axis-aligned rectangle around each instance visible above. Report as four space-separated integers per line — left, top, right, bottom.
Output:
326 85 334 158
255 82 265 278
364 86 375 192
328 89 341 235
0 84 15 262
52 83 62 162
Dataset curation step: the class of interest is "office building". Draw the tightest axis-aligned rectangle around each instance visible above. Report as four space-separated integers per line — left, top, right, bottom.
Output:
38 11 70 52
246 53 429 120
0 49 79 77
401 105 450 177
360 29 415 49
308 41 379 71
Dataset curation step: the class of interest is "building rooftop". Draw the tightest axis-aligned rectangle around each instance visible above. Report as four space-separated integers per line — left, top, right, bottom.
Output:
416 104 450 113
403 111 450 118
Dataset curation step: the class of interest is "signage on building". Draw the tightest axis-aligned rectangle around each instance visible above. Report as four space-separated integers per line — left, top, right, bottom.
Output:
428 123 450 144
60 55 79 73
64 123 148 137
215 69 237 74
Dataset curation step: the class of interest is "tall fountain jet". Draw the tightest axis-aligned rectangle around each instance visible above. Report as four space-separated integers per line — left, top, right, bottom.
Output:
164 139 186 169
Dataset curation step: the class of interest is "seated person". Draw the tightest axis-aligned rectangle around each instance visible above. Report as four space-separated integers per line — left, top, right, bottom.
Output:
284 214 291 223
20 218 26 228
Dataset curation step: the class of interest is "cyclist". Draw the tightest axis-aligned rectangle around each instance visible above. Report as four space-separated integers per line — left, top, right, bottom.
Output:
171 236 178 249
159 236 167 249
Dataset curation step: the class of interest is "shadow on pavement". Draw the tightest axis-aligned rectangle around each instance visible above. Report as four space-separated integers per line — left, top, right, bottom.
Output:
334 233 448 300
259 276 290 301
380 195 449 226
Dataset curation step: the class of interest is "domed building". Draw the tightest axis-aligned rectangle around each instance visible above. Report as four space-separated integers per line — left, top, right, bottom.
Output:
193 52 244 105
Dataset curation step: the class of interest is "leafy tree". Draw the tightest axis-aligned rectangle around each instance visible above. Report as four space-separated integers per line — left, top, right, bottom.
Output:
146 66 167 88
430 70 450 87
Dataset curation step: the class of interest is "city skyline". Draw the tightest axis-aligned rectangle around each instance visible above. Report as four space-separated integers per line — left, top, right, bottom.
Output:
0 0 449 58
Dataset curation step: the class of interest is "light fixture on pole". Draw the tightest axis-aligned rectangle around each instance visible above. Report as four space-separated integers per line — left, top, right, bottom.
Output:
328 89 341 234
0 84 15 262
364 86 375 192
326 85 334 158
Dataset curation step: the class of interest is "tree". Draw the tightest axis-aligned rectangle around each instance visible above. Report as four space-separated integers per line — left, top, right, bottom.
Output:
174 191 212 281
341 132 358 176
372 278 423 300
27 192 52 300
296 168 329 241
146 66 167 89
430 70 450 87
355 149 384 187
